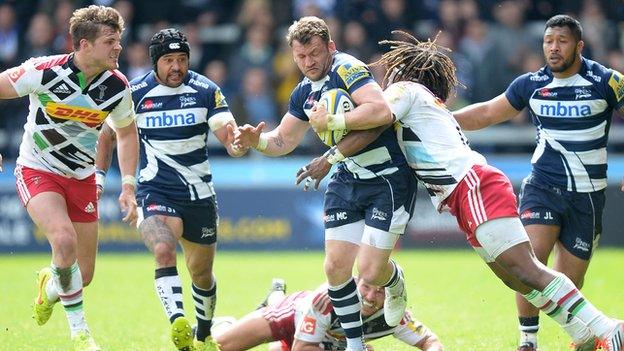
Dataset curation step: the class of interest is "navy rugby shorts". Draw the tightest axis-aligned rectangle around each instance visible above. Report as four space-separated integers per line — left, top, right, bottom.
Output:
519 180 604 260
323 165 417 233
138 192 218 245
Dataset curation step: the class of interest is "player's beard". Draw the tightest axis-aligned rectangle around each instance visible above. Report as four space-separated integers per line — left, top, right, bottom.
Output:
549 52 577 73
309 53 334 82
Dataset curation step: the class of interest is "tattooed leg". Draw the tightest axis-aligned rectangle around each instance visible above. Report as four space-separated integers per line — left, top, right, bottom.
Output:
139 216 179 268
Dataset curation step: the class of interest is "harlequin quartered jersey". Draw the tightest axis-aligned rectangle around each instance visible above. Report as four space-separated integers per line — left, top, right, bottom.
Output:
289 51 406 180
384 81 486 210
8 54 134 179
293 287 431 349
130 70 233 201
505 57 624 192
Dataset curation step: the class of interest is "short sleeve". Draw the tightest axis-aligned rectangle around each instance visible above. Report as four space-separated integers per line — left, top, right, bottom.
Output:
607 69 624 111
293 296 331 344
7 59 43 97
504 74 531 111
207 86 229 115
288 84 308 121
336 63 375 94
383 82 414 122
107 88 135 129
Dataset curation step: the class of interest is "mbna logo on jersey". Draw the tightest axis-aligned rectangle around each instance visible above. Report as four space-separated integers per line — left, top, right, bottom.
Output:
144 112 197 127
538 101 591 117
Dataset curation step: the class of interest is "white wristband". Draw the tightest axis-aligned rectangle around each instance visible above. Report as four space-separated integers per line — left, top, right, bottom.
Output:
324 146 346 165
327 113 346 131
95 169 106 188
256 134 268 151
121 175 136 189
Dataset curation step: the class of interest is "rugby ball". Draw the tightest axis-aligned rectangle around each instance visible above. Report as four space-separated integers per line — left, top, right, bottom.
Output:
316 88 354 146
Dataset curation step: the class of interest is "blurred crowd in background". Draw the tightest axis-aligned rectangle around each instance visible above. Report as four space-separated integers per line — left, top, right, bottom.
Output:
0 0 623 160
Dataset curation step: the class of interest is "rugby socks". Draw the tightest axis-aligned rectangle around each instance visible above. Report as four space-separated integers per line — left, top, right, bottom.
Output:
155 266 185 323
328 277 365 351
523 290 592 343
192 279 216 342
541 273 617 339
383 260 403 295
518 316 539 347
53 261 88 337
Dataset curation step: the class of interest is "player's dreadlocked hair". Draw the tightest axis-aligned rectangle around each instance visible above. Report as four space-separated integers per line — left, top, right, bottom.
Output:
371 30 461 101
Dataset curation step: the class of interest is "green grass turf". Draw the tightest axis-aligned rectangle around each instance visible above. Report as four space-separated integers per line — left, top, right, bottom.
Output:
0 249 622 351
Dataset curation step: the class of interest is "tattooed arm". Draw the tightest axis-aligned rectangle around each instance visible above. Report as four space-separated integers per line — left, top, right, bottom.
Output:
234 113 310 156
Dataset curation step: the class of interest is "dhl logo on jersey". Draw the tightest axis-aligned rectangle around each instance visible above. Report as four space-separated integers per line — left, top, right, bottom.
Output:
45 102 108 126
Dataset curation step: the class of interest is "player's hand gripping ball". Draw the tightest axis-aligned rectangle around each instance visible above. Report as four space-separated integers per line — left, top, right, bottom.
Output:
316 88 354 146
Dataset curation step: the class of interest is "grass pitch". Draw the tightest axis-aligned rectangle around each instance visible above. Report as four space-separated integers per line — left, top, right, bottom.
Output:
1 249 622 351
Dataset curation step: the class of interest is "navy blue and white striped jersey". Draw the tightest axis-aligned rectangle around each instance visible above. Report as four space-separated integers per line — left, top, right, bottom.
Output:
289 51 406 179
130 70 233 201
506 58 624 192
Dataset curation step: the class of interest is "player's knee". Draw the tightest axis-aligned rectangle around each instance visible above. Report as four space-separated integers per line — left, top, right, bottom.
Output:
324 257 352 282
50 230 78 262
153 242 177 266
356 261 386 286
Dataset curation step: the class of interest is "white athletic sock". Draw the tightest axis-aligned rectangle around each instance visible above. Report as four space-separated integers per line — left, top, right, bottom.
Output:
523 290 592 343
541 273 616 338
155 266 185 323
52 261 88 338
192 278 216 342
383 260 404 296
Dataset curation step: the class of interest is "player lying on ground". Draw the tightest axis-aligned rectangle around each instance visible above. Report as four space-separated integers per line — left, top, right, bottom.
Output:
212 278 443 351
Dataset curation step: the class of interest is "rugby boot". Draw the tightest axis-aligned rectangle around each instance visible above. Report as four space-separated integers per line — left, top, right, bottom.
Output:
570 336 599 351
517 342 537 351
33 267 56 325
172 316 195 351
256 278 287 309
194 336 221 351
600 321 624 351
383 266 407 327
